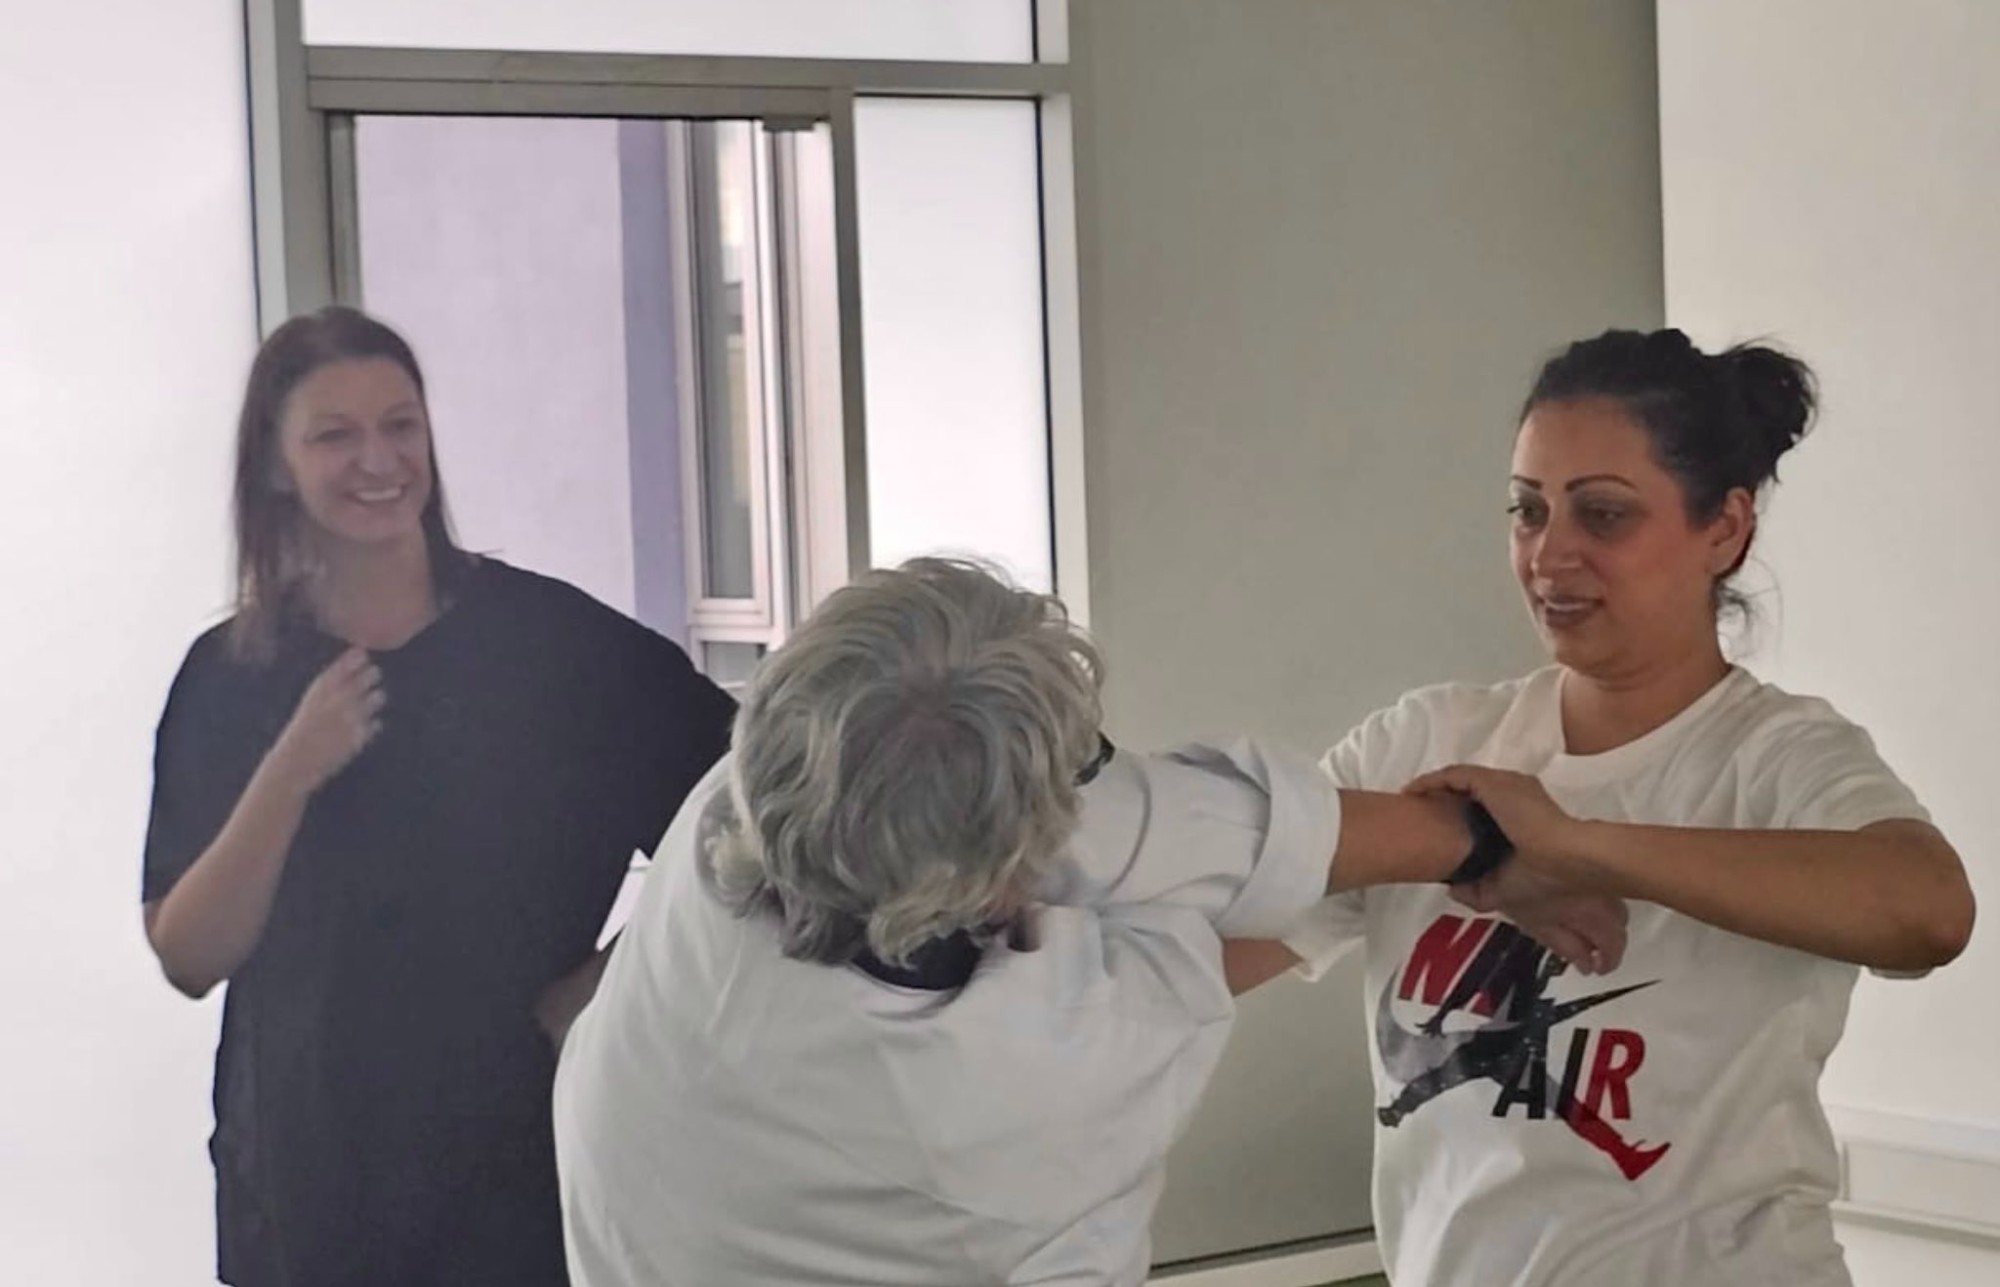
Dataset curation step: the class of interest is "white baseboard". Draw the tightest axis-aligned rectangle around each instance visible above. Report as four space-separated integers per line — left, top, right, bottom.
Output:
1150 1236 1382 1286
1829 1104 2000 1243
1137 1106 2000 1285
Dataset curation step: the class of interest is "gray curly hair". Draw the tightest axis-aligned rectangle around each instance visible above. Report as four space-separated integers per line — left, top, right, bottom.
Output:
703 558 1105 967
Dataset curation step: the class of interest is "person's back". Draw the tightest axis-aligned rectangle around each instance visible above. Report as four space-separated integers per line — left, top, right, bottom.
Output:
557 759 1259 1285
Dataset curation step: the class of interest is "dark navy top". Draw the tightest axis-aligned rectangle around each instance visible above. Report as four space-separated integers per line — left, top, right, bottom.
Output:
143 558 734 1286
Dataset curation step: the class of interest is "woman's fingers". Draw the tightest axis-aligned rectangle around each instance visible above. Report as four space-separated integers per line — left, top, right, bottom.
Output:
1404 764 1485 797
1532 923 1597 974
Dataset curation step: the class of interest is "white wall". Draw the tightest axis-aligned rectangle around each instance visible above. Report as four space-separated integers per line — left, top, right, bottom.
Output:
1658 1 2000 1280
0 3 254 1282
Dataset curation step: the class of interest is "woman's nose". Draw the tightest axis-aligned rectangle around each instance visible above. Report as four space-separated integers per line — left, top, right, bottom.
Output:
356 426 397 474
1527 517 1583 575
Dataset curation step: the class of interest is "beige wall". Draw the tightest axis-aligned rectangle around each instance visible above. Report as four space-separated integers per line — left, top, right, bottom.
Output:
1069 0 1666 1263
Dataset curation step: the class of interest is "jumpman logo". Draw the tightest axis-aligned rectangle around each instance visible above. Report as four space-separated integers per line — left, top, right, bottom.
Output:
1374 916 1672 1181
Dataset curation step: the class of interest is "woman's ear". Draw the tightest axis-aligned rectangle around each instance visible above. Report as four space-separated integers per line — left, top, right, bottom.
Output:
1708 487 1756 577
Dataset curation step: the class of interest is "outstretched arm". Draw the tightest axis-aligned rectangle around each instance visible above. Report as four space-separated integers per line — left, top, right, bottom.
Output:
1412 765 1973 973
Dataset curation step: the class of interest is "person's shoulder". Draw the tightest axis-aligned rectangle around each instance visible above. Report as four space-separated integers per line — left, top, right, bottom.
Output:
471 557 650 635
156 614 261 729
1324 670 1542 788
471 555 599 611
1395 671 1540 722
1699 668 1895 776
169 615 249 686
184 616 236 660
470 558 718 705
1709 669 1929 828
1714 668 1869 740
1358 671 1542 747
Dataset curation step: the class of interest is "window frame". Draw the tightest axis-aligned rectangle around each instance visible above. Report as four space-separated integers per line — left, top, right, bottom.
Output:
670 119 784 631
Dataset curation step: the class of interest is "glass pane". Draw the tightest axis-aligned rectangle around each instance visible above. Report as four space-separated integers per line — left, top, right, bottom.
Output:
355 115 661 620
700 640 767 689
854 98 1053 590
305 0 1035 62
689 122 758 601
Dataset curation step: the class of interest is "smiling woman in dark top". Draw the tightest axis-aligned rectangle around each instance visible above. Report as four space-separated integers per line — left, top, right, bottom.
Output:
141 305 734 1287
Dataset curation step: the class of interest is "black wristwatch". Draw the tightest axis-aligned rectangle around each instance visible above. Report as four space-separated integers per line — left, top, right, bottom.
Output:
1443 799 1514 885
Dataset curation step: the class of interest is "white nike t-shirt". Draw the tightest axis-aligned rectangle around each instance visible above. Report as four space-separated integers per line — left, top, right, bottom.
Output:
1283 666 1928 1287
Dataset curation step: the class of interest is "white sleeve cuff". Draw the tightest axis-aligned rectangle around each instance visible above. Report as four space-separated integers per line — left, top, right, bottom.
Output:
1190 741 1344 940
1280 895 1367 981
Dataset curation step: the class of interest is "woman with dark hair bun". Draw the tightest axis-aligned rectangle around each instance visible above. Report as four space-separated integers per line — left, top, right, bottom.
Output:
139 306 735 1286
1228 328 1975 1287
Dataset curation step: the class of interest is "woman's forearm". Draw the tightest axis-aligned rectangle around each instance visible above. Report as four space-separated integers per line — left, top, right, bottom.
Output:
1327 790 1473 891
144 753 315 998
1561 817 1973 971
1222 939 1304 996
536 939 618 1049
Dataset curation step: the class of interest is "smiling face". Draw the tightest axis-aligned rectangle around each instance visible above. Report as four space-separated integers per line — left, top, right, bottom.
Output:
274 357 435 553
1508 397 1755 681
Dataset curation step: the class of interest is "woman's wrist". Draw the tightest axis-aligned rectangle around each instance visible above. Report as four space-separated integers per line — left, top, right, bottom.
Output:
253 740 319 809
1553 818 1631 895
1444 799 1515 885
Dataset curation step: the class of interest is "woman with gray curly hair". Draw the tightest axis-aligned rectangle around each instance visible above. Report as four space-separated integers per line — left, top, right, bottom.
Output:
552 558 1618 1286
704 556 1108 972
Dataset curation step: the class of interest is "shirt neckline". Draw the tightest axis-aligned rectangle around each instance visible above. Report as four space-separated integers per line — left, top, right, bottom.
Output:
1538 666 1752 787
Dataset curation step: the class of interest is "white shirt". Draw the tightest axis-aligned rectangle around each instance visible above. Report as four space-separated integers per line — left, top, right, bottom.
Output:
555 740 1340 1287
1283 667 1929 1287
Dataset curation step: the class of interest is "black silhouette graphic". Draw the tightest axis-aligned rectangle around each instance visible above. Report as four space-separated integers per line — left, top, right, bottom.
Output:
1376 917 1671 1180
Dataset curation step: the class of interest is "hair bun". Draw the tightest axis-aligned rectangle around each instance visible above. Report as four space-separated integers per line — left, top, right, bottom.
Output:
1720 343 1816 480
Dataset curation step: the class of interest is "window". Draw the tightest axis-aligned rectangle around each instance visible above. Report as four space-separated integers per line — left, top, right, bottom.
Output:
854 97 1052 591
352 115 833 677
256 0 1081 692
673 120 834 671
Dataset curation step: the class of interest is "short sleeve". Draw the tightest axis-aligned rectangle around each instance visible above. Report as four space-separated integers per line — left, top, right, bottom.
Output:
142 634 256 905
1044 739 1341 939
1745 703 1936 980
1282 685 1479 979
1280 893 1368 982
1320 683 1492 793
595 614 737 859
1755 710 1930 834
